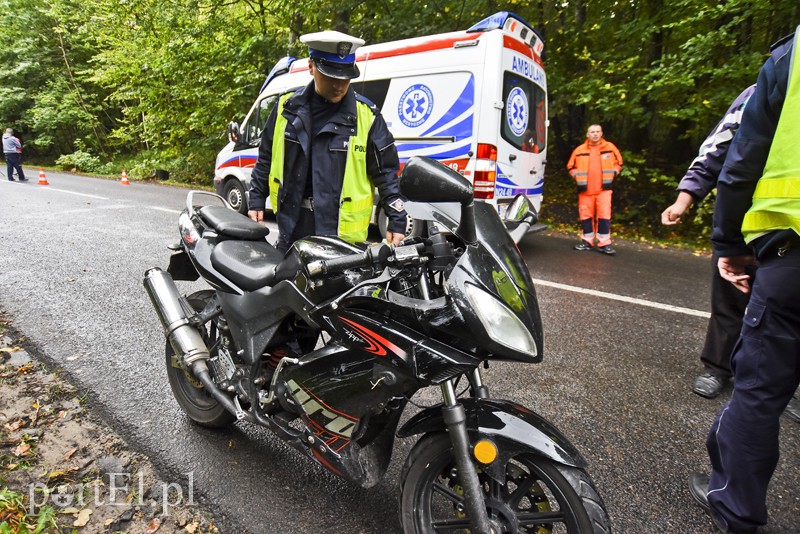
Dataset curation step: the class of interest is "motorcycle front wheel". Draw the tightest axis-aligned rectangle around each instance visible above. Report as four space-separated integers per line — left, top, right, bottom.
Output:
165 290 236 428
400 432 611 533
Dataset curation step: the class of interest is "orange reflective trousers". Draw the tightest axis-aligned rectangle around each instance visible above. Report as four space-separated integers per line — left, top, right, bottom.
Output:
578 190 612 246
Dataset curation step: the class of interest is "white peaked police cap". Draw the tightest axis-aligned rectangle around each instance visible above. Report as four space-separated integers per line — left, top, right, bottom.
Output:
301 30 365 80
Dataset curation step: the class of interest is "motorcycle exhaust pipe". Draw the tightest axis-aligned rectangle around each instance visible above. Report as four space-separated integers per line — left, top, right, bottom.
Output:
190 359 251 422
143 267 209 365
144 268 252 423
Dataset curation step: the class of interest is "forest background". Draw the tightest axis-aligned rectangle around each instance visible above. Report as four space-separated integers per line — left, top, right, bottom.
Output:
1 0 798 247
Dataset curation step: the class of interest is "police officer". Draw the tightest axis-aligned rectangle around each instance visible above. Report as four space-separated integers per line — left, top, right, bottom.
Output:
248 30 408 252
689 27 800 533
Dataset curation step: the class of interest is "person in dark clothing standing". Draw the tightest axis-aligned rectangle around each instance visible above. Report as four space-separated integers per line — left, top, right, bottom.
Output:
248 31 408 253
3 128 27 181
662 86 756 399
689 27 800 533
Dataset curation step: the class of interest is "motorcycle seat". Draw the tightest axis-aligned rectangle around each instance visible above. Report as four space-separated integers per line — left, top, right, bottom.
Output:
197 205 269 241
210 240 286 291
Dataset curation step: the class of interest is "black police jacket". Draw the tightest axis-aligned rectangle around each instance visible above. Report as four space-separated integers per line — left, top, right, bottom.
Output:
249 81 407 241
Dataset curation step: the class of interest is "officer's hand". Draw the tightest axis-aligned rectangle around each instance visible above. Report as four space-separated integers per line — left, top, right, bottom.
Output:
248 210 264 223
385 231 404 247
718 255 756 294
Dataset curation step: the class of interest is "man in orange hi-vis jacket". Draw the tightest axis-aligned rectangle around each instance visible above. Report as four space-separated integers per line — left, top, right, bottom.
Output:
567 124 623 255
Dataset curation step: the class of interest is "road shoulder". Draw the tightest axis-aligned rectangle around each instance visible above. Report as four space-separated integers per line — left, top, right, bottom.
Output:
0 312 221 533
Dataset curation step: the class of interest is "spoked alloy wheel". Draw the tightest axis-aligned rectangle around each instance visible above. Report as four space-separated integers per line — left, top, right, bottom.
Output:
400 433 610 533
165 290 236 428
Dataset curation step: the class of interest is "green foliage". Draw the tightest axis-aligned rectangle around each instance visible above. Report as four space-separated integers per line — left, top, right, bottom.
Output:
0 488 60 534
55 149 102 173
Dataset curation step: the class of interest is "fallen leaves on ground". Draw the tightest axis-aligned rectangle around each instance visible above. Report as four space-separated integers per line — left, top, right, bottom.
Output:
3 420 25 432
2 316 223 533
11 442 31 457
73 508 92 527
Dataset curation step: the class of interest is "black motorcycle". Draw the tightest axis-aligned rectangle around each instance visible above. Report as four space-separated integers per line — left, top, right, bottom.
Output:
144 156 611 533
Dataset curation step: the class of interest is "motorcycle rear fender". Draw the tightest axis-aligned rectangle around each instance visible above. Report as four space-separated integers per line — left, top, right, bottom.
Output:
167 250 199 282
397 398 586 474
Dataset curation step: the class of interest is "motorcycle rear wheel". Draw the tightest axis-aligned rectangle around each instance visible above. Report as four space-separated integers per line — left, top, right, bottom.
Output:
400 432 610 533
165 290 236 428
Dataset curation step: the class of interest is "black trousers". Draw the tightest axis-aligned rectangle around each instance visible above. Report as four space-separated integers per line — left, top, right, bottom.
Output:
5 152 25 181
699 253 751 380
706 244 800 532
276 207 316 253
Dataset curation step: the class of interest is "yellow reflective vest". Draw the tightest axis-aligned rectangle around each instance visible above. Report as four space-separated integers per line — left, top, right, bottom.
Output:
742 34 800 243
269 92 376 243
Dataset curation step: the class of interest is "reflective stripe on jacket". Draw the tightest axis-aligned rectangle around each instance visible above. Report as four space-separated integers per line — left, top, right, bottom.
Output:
567 139 623 193
742 32 800 244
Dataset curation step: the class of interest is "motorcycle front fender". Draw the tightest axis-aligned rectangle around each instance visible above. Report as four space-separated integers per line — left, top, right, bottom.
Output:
397 398 586 474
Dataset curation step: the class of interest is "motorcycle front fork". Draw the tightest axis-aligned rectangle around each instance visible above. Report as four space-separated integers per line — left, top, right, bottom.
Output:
422 266 493 531
440 370 493 533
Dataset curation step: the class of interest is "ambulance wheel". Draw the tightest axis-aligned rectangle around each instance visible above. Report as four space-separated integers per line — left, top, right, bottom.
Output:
378 211 423 239
223 179 248 214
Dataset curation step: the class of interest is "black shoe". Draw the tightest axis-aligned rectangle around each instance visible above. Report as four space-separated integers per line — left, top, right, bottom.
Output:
596 244 617 255
7 178 15 181
689 473 710 512
785 395 800 424
689 473 728 533
693 373 728 399
574 241 594 251
18 177 28 182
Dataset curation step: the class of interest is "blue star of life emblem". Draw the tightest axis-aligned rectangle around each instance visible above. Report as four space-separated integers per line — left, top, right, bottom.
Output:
398 84 434 128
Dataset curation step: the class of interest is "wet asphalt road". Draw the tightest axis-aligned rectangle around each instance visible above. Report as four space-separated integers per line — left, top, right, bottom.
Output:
0 171 798 533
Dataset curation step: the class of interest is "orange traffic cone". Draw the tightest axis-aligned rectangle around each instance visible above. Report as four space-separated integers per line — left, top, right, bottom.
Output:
38 168 49 186
120 169 130 185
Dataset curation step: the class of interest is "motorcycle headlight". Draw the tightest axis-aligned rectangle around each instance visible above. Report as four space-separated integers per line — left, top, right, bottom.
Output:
463 282 537 356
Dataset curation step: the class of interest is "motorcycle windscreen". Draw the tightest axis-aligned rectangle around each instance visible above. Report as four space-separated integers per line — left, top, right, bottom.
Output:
410 200 543 361
405 199 538 299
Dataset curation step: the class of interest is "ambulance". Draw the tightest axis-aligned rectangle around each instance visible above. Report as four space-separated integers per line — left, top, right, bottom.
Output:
214 11 548 235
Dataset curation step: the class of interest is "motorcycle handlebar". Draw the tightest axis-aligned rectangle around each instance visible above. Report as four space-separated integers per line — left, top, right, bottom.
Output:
306 243 393 278
306 242 425 279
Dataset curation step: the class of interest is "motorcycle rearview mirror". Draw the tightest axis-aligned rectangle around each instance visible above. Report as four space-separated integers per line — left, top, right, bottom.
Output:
503 193 539 244
400 157 477 244
400 157 473 204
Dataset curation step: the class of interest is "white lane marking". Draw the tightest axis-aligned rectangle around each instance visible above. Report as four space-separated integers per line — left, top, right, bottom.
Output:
532 278 711 318
57 204 134 215
148 206 181 215
11 185 108 200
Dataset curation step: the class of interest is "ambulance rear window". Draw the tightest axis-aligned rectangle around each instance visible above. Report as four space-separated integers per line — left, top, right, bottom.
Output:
501 72 546 154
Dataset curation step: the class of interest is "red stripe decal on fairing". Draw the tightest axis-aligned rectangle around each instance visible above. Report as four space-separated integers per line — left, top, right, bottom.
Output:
339 316 406 358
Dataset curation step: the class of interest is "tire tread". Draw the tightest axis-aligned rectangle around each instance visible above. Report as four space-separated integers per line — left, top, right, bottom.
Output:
555 464 613 534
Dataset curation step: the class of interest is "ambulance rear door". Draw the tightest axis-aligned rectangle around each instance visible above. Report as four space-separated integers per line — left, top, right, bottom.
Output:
479 14 547 217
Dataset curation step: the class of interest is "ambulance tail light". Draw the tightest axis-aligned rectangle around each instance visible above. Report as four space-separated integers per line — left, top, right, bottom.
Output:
473 143 497 199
